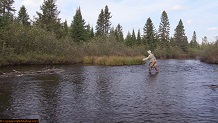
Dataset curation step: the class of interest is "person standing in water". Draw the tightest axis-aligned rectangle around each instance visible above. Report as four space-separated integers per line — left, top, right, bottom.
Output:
143 50 159 73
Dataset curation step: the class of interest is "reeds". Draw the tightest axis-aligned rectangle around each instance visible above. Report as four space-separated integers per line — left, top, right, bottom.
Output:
83 56 144 66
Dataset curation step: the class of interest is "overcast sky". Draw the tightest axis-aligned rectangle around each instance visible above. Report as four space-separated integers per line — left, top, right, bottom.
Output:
14 0 218 43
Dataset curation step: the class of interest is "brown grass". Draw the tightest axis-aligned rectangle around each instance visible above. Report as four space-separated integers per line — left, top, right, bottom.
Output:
83 55 144 66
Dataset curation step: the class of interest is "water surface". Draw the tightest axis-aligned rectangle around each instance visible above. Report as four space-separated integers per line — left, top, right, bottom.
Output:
0 60 218 123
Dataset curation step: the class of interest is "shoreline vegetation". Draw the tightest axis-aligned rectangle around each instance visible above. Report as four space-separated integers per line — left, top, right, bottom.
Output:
83 56 145 66
0 28 217 67
0 2 217 67
200 41 218 64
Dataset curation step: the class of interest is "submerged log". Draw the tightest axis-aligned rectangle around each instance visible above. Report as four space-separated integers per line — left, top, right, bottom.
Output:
208 85 218 88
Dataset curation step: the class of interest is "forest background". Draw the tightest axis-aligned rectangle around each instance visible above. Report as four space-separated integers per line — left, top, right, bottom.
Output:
0 0 217 66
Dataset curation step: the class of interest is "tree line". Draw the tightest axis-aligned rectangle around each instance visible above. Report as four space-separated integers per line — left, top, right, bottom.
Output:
0 0 216 66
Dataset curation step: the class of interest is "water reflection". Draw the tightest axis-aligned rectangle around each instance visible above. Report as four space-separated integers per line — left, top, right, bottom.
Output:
0 60 218 122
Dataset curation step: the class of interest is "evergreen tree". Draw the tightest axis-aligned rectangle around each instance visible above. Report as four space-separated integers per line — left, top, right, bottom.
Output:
173 19 188 52
96 9 104 36
125 31 133 46
132 29 136 45
136 29 141 45
104 5 112 35
0 0 15 27
17 5 30 25
90 27 95 38
158 10 170 48
169 36 176 46
143 17 156 51
35 0 61 33
62 20 68 37
70 7 86 42
114 23 124 42
96 5 112 37
190 31 198 48
202 36 208 44
201 36 208 49
109 26 115 36
85 24 94 40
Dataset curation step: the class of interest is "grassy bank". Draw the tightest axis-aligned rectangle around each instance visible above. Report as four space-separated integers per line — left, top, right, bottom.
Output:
83 56 145 66
0 53 82 66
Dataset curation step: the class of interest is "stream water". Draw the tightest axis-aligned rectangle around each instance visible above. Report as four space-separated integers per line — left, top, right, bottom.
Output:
0 60 218 123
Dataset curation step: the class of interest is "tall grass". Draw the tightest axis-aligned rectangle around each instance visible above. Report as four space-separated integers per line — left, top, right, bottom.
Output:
83 56 144 66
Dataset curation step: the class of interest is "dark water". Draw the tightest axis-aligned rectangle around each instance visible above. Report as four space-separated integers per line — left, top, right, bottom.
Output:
0 60 218 123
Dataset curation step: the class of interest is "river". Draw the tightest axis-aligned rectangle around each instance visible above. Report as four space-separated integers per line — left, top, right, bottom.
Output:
0 60 218 123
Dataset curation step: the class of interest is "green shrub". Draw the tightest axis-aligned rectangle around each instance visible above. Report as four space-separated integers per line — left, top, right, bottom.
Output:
200 41 218 64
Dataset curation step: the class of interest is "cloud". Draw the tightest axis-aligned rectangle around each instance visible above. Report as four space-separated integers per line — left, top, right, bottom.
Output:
14 0 44 18
186 20 192 25
171 5 188 10
207 27 218 31
21 0 43 8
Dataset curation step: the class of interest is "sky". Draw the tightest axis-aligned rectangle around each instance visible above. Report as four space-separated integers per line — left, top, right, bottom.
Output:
14 0 218 43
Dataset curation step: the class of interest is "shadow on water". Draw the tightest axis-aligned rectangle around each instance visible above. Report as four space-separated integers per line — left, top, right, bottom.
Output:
0 60 218 123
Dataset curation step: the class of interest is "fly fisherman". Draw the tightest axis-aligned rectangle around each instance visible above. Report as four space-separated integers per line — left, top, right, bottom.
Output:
143 50 159 73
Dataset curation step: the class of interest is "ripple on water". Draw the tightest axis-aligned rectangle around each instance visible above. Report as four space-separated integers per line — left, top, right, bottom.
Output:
0 60 218 122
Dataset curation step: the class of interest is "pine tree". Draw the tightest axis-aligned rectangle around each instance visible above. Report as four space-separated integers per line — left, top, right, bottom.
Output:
110 26 115 37
202 36 208 44
35 0 61 32
96 5 112 37
173 19 188 52
201 36 208 49
70 7 86 42
17 5 30 25
114 23 124 42
136 29 141 45
62 20 68 37
90 27 95 38
190 31 198 48
169 36 176 46
85 24 94 40
104 5 112 35
0 0 15 17
132 29 136 45
158 10 170 48
143 17 156 51
96 9 104 36
125 31 133 46
0 0 15 27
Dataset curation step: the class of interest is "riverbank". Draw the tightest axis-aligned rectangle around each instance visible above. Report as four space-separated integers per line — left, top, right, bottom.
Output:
200 41 218 64
1 53 217 67
0 53 82 67
83 56 144 66
0 55 145 67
